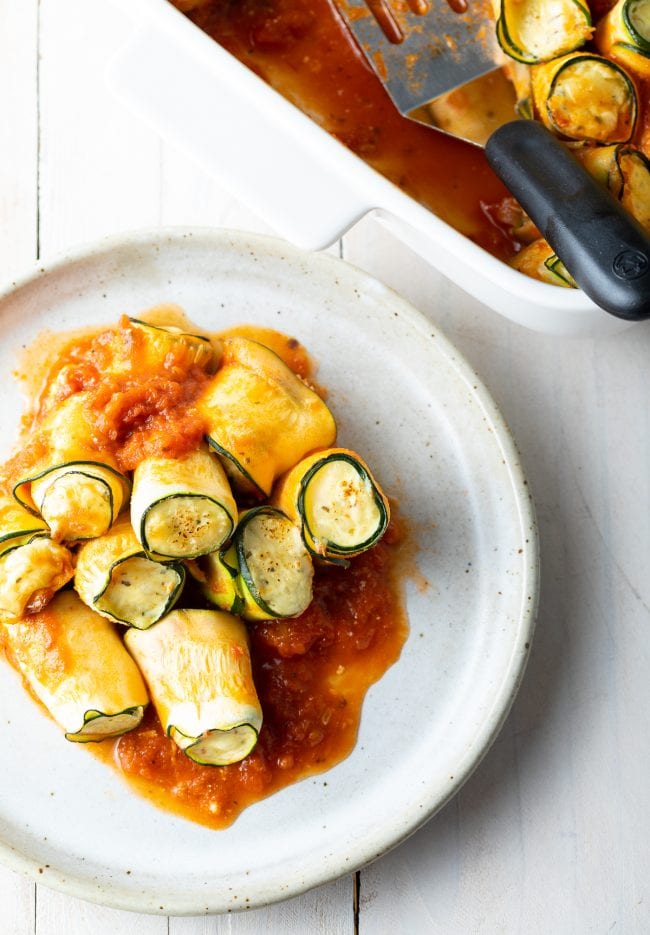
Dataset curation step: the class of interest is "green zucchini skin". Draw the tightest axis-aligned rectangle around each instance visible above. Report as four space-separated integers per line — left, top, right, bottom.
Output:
299 454 390 560
532 53 639 143
13 461 131 543
131 447 238 560
234 506 314 621
92 554 186 630
75 518 186 629
495 0 592 64
124 609 263 767
192 546 245 616
273 448 391 563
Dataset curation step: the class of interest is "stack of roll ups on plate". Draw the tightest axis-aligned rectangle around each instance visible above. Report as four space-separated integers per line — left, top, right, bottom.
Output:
0 318 390 766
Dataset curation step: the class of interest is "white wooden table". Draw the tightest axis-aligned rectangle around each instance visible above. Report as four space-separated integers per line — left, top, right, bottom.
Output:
1 2 649 933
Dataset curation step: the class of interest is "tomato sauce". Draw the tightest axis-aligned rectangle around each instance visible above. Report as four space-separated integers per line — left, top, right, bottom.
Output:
184 0 518 259
3 311 410 829
115 524 407 829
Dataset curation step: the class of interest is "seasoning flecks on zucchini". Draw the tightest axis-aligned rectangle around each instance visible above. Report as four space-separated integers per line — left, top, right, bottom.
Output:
75 517 185 629
131 446 237 560
124 609 262 766
2 590 148 742
199 337 336 498
595 0 650 78
0 536 74 620
494 0 592 64
273 448 391 561
531 53 638 142
235 506 314 621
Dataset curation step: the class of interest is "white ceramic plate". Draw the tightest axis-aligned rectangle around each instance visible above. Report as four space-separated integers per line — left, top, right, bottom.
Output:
0 229 538 914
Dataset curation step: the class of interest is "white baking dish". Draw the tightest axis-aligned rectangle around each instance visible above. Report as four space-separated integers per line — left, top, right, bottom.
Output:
106 0 632 337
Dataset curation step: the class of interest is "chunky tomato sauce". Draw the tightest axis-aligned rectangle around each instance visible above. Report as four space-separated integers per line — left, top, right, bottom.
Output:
184 0 518 259
115 525 407 828
4 311 409 829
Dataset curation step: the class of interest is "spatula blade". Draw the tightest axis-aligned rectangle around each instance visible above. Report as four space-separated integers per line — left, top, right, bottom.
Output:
340 0 504 115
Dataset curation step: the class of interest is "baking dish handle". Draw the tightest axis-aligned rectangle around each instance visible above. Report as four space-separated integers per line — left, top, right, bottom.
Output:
106 15 373 250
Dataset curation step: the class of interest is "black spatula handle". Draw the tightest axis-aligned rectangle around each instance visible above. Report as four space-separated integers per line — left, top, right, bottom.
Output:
485 120 650 322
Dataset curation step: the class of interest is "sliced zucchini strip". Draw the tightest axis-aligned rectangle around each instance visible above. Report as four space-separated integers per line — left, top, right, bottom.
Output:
494 0 592 64
273 448 391 560
531 53 638 142
235 506 314 621
199 337 336 498
127 317 216 373
191 546 245 615
595 0 650 79
0 494 49 557
125 609 262 766
75 517 185 629
13 392 130 542
510 239 577 286
2 590 148 742
574 143 624 192
0 537 74 620
131 446 237 560
616 146 650 233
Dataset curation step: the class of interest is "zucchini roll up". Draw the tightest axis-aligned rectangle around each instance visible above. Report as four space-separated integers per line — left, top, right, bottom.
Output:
131 446 237 560
595 0 650 79
125 609 262 766
2 591 148 742
273 448 391 562
510 239 577 286
531 53 638 142
124 317 217 374
197 506 314 620
75 517 185 629
494 0 592 64
186 547 244 616
13 393 130 543
199 337 336 498
0 496 74 619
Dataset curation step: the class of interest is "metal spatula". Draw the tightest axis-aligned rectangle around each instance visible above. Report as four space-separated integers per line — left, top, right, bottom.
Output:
339 0 650 321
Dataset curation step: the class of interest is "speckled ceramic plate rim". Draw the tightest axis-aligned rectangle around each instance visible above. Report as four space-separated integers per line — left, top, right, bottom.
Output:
0 228 539 914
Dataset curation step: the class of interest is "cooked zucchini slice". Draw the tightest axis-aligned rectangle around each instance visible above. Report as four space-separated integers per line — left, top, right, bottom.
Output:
199 337 336 498
0 537 74 620
124 609 262 766
574 143 624 191
235 506 313 621
531 53 638 142
616 146 650 232
131 446 237 560
75 517 185 629
273 448 391 561
494 0 592 64
0 494 49 557
13 392 130 542
595 0 650 79
2 590 148 742
127 317 216 373
510 239 577 286
190 546 245 615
